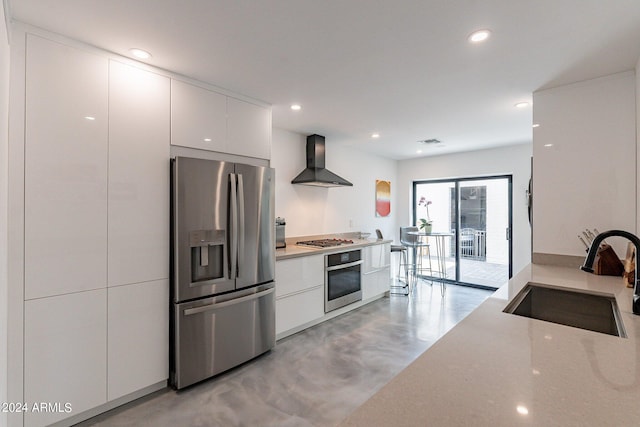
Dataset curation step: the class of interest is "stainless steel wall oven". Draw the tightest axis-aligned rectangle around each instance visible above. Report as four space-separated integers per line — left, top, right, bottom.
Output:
325 249 362 312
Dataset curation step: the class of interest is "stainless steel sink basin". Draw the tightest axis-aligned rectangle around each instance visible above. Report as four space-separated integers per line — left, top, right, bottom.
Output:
503 282 626 337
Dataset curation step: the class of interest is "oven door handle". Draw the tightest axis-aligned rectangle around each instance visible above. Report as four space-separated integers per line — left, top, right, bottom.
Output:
326 260 363 271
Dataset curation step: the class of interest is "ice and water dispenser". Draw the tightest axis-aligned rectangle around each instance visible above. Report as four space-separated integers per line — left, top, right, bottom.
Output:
189 229 226 283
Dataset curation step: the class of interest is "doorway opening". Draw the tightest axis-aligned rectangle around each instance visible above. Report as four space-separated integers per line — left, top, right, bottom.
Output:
413 176 512 289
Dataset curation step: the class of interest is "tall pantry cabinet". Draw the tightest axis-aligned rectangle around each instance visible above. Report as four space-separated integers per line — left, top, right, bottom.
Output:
22 35 169 427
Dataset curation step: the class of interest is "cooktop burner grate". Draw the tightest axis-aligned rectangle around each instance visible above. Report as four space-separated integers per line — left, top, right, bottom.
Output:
296 238 354 248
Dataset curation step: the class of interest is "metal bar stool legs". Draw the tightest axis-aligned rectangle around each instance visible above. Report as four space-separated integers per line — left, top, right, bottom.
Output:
390 247 410 295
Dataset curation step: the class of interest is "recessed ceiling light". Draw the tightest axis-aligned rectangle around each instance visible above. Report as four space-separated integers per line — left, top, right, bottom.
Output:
515 102 530 109
371 133 380 139
468 29 491 43
84 116 96 121
544 143 553 147
532 123 540 128
416 149 423 154
129 48 152 59
204 138 212 142
290 104 302 111
516 405 529 416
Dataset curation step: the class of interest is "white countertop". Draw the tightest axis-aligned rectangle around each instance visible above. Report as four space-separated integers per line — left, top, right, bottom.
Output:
340 263 640 426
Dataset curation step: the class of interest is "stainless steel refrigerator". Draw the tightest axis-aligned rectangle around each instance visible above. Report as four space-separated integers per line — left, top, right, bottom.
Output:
170 156 276 389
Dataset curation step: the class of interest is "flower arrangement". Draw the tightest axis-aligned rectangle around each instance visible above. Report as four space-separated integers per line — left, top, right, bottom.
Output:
417 197 432 231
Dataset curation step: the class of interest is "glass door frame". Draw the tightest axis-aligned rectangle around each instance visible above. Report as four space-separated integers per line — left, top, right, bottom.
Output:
412 174 513 290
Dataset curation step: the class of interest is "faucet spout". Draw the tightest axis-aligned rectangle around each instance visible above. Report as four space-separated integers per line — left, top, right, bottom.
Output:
581 229 640 315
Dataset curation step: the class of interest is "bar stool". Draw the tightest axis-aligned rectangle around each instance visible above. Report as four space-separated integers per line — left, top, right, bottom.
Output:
399 226 432 291
376 229 409 295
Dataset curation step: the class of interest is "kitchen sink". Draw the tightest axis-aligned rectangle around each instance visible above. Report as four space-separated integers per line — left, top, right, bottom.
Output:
503 282 626 337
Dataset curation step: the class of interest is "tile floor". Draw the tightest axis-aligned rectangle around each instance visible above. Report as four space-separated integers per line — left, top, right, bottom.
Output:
78 283 492 427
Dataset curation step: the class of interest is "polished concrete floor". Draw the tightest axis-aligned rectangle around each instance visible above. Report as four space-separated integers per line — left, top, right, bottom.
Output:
79 283 492 427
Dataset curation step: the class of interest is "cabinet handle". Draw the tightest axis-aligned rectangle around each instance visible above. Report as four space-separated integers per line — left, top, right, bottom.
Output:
183 287 274 316
326 260 363 272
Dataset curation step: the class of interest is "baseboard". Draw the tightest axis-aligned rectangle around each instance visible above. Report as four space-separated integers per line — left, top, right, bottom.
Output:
50 381 168 427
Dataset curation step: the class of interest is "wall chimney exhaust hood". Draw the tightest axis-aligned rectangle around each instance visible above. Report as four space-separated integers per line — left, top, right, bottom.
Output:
291 134 353 187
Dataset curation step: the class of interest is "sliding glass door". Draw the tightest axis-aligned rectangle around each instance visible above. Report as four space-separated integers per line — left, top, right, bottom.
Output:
413 176 512 289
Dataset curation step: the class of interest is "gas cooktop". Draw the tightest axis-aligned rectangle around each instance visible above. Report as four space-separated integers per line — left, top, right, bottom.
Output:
296 238 354 248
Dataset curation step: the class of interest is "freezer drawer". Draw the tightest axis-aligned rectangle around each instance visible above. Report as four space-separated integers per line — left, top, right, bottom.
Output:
171 283 275 389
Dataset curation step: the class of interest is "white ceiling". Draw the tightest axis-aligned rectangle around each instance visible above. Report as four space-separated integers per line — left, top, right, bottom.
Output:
7 0 640 160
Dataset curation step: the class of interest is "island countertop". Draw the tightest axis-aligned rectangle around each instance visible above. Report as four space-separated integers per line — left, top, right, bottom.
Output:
340 263 640 426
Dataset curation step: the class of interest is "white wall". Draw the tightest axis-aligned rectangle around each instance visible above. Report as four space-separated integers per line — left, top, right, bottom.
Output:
533 71 636 258
396 144 532 276
271 128 398 241
0 2 10 424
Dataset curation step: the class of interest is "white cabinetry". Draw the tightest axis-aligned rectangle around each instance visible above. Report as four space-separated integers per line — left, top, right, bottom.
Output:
107 280 169 400
275 255 324 335
170 79 226 152
108 60 170 287
362 243 391 300
107 61 170 400
532 71 636 257
24 289 107 427
227 96 271 159
21 35 170 426
170 79 271 159
24 35 108 300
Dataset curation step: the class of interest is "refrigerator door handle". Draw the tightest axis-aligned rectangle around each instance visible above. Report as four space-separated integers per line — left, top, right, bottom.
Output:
237 173 245 274
183 287 275 316
229 173 238 279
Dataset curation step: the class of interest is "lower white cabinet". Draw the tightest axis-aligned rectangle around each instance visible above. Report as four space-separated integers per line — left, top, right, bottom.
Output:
275 255 324 335
276 286 324 335
107 280 169 401
24 289 107 427
362 269 391 300
275 255 324 298
362 243 391 300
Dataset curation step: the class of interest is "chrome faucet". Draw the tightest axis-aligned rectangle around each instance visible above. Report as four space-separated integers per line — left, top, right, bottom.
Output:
580 229 640 315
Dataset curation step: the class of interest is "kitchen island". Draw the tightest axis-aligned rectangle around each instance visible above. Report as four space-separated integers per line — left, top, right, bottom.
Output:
340 263 640 426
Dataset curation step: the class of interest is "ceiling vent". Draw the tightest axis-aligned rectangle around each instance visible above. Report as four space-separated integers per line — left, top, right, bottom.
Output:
418 138 442 145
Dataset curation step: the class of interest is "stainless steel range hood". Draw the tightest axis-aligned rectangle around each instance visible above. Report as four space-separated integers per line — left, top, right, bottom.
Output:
291 134 353 187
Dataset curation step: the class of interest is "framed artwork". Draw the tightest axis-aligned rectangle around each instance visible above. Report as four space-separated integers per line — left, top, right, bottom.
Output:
375 180 391 217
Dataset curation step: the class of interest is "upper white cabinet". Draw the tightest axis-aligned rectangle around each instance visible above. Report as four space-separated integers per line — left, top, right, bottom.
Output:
24 35 108 300
108 60 170 287
170 79 271 159
227 97 271 159
532 71 636 257
171 79 227 152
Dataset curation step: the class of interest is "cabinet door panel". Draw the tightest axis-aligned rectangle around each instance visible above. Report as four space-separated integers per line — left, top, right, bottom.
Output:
227 97 271 159
108 61 170 286
276 286 324 335
24 35 108 299
108 280 169 400
24 289 107 427
275 255 324 297
170 79 226 151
